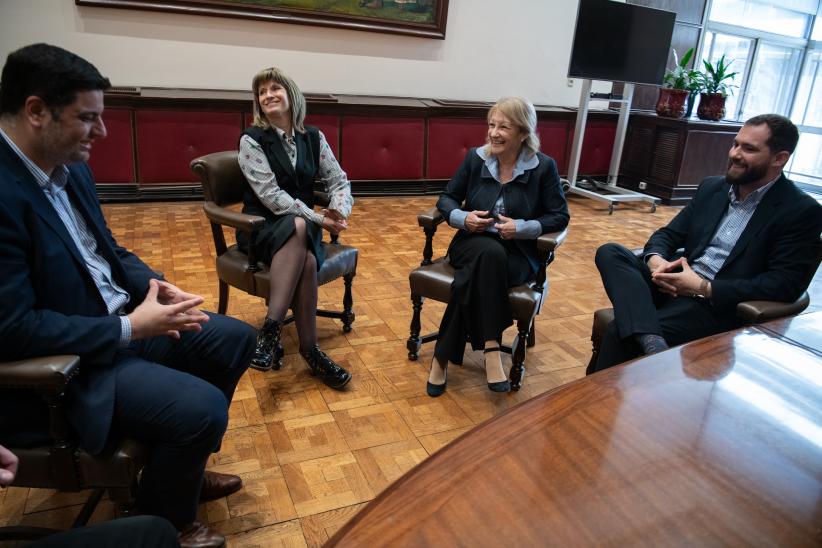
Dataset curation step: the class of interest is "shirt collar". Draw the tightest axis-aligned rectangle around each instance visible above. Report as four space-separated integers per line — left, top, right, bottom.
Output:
272 124 295 145
728 173 780 206
0 125 69 191
475 146 538 183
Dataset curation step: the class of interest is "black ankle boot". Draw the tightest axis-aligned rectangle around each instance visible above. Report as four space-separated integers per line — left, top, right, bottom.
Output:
251 318 284 371
300 345 352 390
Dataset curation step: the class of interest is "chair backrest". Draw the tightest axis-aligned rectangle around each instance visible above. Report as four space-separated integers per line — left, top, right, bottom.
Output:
190 150 246 207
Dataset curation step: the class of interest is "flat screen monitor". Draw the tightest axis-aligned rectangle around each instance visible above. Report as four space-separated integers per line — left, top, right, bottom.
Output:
567 0 676 86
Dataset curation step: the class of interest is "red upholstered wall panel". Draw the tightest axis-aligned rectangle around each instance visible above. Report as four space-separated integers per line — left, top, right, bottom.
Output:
341 116 425 180
137 111 241 184
426 118 487 179
538 120 571 176
306 114 340 159
88 108 134 184
577 121 617 176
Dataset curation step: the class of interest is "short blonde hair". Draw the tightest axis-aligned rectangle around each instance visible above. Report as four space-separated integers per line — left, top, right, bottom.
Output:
250 67 307 133
484 96 540 157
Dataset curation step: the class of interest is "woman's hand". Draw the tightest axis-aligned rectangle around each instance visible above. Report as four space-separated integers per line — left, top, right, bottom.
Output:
494 214 517 239
465 210 494 233
321 209 348 234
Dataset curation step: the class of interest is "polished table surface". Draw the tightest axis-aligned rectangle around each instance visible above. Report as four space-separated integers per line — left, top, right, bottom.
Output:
327 314 822 547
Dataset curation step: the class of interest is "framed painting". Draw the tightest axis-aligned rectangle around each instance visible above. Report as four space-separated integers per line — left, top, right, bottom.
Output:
76 0 450 39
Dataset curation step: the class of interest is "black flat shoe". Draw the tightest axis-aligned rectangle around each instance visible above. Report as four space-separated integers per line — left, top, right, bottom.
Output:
426 359 447 397
300 345 352 390
251 318 284 371
484 346 510 393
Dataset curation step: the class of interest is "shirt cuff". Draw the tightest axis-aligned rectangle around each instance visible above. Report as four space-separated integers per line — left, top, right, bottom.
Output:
515 219 542 239
449 209 469 230
643 252 662 264
118 315 132 347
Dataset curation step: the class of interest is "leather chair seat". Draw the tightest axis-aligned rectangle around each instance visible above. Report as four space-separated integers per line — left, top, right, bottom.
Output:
253 244 358 295
216 245 255 290
14 438 148 489
409 259 543 320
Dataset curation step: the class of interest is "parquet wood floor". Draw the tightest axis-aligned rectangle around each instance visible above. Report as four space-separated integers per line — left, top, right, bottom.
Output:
0 194 705 546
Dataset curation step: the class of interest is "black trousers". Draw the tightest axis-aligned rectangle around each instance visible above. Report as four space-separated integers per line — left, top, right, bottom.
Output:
593 243 739 371
30 516 178 548
110 313 255 527
434 233 533 364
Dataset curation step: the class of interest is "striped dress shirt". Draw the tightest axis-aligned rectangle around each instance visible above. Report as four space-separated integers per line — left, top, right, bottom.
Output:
692 177 779 280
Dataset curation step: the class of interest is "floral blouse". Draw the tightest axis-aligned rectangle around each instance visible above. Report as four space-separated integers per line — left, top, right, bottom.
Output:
238 125 353 225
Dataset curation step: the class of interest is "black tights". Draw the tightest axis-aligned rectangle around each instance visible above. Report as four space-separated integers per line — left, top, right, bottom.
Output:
266 217 318 352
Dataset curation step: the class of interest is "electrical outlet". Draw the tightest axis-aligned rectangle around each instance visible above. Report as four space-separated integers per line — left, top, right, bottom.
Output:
638 181 647 190
567 79 574 87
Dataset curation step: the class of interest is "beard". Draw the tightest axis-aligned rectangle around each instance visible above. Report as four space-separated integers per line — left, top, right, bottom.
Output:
725 159 768 187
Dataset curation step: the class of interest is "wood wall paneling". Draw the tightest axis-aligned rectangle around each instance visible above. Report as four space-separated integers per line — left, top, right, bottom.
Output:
88 107 134 184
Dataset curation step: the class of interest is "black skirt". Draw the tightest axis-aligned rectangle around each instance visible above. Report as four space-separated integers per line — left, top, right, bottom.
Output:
237 214 325 270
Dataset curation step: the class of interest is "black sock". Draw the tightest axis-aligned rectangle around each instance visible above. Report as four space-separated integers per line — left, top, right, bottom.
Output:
635 333 669 355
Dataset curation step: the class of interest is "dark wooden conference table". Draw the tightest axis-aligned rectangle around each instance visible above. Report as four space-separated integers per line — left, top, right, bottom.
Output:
327 311 822 547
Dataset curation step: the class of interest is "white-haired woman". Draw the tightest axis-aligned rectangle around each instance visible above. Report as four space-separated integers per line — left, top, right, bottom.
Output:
427 97 570 397
238 67 353 389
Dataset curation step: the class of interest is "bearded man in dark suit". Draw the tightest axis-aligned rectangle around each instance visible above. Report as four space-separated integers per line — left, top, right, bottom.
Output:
593 113 822 371
0 43 255 547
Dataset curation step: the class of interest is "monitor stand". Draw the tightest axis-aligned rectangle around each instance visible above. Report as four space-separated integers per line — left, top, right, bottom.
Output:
566 80 659 214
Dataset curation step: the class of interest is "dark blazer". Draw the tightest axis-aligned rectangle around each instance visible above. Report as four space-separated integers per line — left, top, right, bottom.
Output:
0 137 159 452
437 148 570 272
644 175 822 312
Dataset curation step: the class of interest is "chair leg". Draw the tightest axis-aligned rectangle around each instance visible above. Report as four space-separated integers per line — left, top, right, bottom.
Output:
527 323 536 348
341 272 356 333
218 279 229 315
509 320 530 391
407 294 424 361
72 488 105 528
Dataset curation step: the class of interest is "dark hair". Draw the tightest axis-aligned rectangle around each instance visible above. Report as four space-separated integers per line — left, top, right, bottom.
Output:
744 113 799 155
0 43 110 117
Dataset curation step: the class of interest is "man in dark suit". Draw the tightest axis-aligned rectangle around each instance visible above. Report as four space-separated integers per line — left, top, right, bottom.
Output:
593 113 822 371
0 43 255 547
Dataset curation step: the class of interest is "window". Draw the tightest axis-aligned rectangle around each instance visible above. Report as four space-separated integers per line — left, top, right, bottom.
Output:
701 0 822 186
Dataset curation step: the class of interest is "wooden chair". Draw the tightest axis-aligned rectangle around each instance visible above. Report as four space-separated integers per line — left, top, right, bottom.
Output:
0 355 147 541
586 246 819 374
406 206 568 391
190 151 358 333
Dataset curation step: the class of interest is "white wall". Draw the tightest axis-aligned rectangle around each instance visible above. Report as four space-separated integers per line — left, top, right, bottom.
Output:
0 0 601 106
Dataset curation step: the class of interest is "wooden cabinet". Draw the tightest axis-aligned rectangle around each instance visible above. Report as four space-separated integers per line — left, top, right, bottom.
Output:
618 113 742 205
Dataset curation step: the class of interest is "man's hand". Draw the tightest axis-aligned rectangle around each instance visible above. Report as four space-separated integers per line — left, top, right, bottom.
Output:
494 214 517 240
465 210 494 233
321 209 348 235
128 279 209 340
156 280 201 308
0 444 18 487
652 257 704 297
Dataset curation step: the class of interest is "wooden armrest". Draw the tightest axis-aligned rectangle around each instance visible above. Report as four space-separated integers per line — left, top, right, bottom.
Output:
313 191 330 208
736 293 810 324
418 208 444 229
0 355 80 391
203 201 266 233
537 229 568 253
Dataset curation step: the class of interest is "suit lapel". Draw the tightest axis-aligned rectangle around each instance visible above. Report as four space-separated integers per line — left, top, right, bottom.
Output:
4 149 88 269
721 175 787 269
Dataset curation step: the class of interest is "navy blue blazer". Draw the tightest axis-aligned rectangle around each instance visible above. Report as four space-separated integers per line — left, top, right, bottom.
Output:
644 175 822 312
437 148 570 272
0 137 160 453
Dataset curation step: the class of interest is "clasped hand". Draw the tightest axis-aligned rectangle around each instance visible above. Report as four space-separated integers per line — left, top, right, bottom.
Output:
321 209 348 235
128 279 210 340
465 211 517 239
649 256 703 297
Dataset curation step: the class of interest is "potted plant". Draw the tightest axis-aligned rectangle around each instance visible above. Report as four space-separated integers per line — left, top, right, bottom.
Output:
696 55 738 121
656 47 699 119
